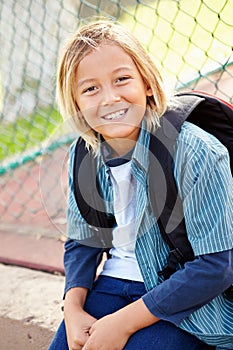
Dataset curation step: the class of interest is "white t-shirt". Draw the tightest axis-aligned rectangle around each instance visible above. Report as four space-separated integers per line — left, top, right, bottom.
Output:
101 160 143 281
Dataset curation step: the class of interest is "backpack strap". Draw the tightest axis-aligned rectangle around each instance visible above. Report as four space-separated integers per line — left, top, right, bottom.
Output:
73 138 115 248
149 95 203 278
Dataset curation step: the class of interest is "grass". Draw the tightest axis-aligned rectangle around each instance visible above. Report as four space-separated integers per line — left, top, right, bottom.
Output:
0 107 62 161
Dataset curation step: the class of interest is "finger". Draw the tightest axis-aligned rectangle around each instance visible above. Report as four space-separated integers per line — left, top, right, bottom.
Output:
68 333 89 350
88 325 94 336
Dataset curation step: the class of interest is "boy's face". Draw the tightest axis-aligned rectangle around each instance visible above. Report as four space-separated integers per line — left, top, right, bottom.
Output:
75 43 152 152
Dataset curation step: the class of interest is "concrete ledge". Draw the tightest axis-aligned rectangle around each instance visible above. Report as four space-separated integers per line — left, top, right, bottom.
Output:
0 231 65 275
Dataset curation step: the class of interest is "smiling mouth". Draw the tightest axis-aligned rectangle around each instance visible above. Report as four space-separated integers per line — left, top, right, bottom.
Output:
102 108 128 121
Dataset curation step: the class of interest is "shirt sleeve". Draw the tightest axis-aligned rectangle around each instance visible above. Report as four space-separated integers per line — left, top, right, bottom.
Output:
142 249 233 325
66 141 95 241
64 238 104 297
64 141 106 296
174 122 233 256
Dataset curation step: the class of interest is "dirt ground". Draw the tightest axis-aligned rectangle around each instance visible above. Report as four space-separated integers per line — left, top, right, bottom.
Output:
0 264 64 350
0 317 54 350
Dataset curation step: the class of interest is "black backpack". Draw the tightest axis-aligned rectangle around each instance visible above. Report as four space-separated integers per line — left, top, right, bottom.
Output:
73 91 233 296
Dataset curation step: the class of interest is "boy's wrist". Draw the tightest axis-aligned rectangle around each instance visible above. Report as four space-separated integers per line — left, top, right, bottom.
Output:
115 298 160 335
64 286 88 310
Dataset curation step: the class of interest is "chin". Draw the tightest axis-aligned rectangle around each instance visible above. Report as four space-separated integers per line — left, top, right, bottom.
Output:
100 122 140 139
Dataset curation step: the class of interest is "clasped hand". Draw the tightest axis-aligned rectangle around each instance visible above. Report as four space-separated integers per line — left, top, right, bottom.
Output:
82 313 130 350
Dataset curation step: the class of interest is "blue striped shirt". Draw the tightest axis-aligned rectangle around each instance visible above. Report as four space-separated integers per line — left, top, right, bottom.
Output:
66 120 233 348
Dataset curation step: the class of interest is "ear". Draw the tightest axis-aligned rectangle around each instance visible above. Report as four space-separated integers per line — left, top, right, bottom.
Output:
146 86 153 96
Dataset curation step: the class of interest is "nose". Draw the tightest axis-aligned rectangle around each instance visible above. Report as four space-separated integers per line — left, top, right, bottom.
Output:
101 86 121 106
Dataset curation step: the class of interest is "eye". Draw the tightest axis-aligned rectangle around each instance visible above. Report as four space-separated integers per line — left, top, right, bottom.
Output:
82 86 98 94
115 76 131 84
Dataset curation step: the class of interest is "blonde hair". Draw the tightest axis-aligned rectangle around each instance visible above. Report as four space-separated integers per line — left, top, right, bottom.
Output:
57 19 167 153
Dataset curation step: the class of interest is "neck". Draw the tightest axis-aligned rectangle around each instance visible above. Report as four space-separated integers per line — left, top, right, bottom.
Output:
104 138 136 158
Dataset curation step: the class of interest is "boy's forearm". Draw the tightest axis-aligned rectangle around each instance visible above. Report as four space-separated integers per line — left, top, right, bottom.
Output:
64 239 104 295
64 286 89 311
114 298 160 335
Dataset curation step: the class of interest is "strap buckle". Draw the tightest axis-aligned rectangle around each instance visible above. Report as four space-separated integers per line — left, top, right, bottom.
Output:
158 248 184 280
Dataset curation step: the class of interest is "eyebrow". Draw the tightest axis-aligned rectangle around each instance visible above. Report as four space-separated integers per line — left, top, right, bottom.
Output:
77 78 96 88
77 66 134 88
112 66 134 74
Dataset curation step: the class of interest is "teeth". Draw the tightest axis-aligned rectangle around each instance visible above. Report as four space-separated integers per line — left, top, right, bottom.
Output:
103 109 126 120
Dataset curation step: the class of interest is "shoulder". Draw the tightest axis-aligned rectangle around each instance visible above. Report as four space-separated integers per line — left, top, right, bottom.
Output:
176 121 229 163
67 138 80 176
174 122 231 196
69 138 81 156
68 137 86 162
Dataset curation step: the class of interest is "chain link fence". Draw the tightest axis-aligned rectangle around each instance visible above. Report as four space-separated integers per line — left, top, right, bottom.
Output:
1 0 232 239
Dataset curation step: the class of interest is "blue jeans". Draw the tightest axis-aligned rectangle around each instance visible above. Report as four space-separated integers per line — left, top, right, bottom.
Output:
49 276 208 350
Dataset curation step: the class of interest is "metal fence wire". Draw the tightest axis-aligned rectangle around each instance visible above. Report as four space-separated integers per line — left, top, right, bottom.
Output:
0 0 233 239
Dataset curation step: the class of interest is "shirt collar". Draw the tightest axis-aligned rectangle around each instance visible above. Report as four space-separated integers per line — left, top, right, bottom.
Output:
131 119 151 172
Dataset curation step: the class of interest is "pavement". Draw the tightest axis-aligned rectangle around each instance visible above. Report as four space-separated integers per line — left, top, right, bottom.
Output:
0 263 64 350
0 232 65 350
0 141 68 348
